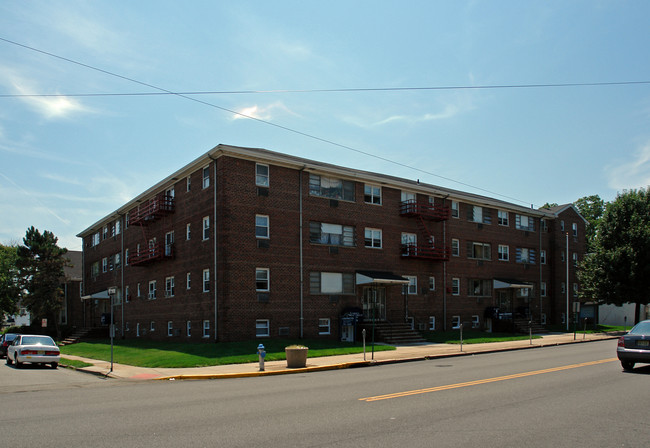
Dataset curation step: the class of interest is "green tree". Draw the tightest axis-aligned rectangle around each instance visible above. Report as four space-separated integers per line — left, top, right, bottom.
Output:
579 189 650 324
16 227 68 338
574 195 605 252
0 243 21 320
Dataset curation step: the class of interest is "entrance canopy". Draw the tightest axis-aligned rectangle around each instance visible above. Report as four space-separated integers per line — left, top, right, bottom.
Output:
81 290 110 300
356 270 410 286
493 278 533 290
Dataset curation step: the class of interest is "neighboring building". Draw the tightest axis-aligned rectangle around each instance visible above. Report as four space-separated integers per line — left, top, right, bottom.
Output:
61 250 84 328
77 144 586 342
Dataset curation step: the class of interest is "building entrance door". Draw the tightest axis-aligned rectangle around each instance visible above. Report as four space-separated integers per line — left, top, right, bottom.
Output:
362 287 386 321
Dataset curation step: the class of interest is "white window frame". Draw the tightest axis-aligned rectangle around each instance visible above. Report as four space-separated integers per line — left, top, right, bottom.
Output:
572 222 578 237
165 276 175 297
148 280 156 300
167 321 173 337
136 283 141 298
186 223 191 241
472 315 480 328
186 175 191 192
452 315 461 329
452 278 460 296
318 318 331 335
541 281 547 297
429 277 435 291
186 320 191 337
256 163 269 187
202 216 210 240
102 257 108 273
256 215 270 239
402 276 417 295
150 321 155 332
256 319 270 338
541 249 547 264
450 201 459 218
256 268 270 292
498 210 509 226
451 238 460 256
364 228 382 249
364 184 382 205
203 320 210 338
428 316 436 330
498 244 509 261
186 272 191 290
202 165 210 189
203 269 210 293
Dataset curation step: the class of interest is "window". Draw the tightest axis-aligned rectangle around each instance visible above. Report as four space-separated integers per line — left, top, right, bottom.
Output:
450 201 459 218
402 276 417 295
203 269 210 292
202 216 210 240
165 276 175 297
167 321 173 337
186 223 191 241
468 205 491 224
573 253 578 267
309 222 355 246
165 231 174 256
186 272 191 290
498 245 509 261
540 250 547 264
561 250 566 262
137 283 141 298
541 282 547 297
452 316 461 329
309 174 355 201
92 232 100 246
202 166 210 189
472 315 480 328
310 272 355 295
560 220 565 231
115 253 121 269
451 239 460 256
498 210 509 226
150 321 155 332
103 225 108 240
364 228 382 248
541 313 547 325
572 222 578 237
256 163 269 187
256 319 270 337
428 316 436 330
452 278 460 296
102 257 108 273
364 184 382 205
516 248 536 264
186 175 191 192
469 279 492 297
256 268 270 291
186 321 191 337
561 313 566 324
429 277 435 291
136 323 140 337
115 220 121 235
401 233 417 256
255 215 269 238
125 286 130 303
516 214 535 231
203 320 210 338
148 280 156 300
125 249 129 266
561 282 566 294
469 242 491 260
318 318 331 335
573 283 579 297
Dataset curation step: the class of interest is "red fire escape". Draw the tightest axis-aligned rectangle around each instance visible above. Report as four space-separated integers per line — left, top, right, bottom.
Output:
399 199 450 260
129 192 175 266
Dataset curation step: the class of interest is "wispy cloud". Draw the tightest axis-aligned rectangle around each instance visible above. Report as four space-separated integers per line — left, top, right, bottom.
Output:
231 101 297 121
0 67 93 119
606 141 650 191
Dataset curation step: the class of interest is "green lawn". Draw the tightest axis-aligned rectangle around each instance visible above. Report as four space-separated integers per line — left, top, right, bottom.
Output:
59 339 396 368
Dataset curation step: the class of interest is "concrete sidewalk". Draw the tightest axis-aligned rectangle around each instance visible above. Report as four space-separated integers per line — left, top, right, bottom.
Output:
60 332 620 381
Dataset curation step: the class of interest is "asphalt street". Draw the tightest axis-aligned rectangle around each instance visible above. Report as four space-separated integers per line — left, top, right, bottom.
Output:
1 339 647 447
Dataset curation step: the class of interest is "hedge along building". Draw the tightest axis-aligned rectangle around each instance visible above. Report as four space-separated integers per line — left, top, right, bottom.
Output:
77 144 586 342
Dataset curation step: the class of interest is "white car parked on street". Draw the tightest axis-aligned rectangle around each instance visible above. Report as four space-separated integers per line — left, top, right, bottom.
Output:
6 334 60 369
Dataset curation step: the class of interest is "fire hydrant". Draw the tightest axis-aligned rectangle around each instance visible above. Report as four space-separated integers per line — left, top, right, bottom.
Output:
257 344 266 371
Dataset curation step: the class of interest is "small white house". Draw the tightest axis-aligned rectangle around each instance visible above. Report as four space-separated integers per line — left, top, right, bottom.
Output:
598 303 649 327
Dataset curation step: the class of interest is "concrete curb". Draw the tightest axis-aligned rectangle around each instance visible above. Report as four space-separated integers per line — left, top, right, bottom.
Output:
150 334 621 381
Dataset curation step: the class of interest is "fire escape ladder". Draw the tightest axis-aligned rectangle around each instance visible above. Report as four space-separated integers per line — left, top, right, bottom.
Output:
128 192 175 266
399 199 450 261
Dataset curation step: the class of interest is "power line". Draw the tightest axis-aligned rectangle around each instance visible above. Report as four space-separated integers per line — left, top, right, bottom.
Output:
6 36 631 206
2 80 650 98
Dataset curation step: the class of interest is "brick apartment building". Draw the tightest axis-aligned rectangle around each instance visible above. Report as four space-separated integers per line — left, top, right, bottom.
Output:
77 144 586 342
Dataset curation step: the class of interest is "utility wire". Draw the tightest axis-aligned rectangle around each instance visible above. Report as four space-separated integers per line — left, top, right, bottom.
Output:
7 36 640 206
2 80 650 98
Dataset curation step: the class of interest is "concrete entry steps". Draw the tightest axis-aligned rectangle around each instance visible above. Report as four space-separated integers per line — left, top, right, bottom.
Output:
363 322 427 344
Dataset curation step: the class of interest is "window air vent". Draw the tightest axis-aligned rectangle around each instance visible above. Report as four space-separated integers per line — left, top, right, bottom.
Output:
257 239 270 249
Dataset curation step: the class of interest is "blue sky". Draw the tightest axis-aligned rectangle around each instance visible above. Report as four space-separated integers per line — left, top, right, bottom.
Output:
1 1 649 251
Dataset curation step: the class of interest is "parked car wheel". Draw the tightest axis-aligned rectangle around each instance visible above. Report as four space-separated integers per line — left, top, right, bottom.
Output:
6 355 13 365
14 354 22 368
51 362 58 369
621 361 635 371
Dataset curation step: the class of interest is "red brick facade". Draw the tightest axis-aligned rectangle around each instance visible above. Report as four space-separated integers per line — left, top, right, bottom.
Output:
78 145 586 342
